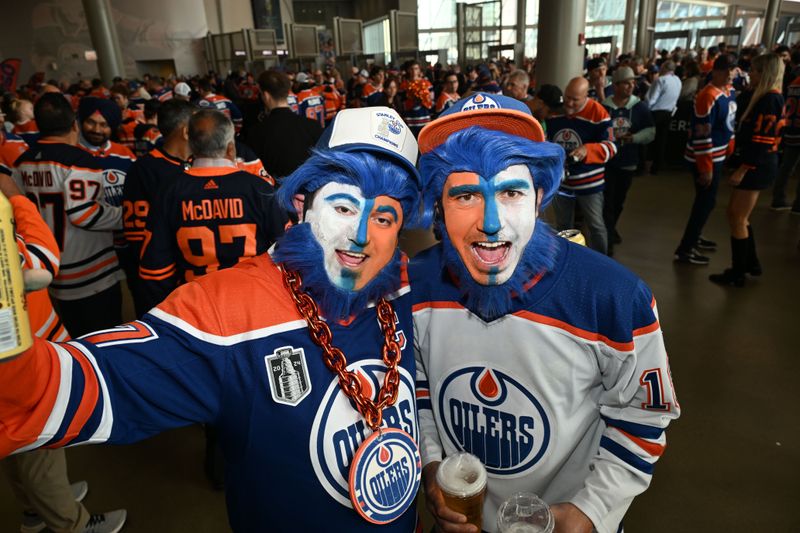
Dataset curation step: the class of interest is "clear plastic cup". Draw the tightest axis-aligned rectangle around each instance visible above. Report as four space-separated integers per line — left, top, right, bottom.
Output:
496 492 554 533
436 452 487 530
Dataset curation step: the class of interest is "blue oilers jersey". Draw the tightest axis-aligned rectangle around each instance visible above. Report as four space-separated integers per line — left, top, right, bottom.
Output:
546 99 617 195
0 254 421 532
411 237 679 533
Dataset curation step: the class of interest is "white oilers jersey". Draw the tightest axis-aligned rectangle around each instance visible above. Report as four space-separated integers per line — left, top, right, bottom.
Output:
411 238 679 533
13 142 124 300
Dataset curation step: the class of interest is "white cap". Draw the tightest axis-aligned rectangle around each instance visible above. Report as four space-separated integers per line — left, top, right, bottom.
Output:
296 72 310 84
174 82 191 96
317 107 420 185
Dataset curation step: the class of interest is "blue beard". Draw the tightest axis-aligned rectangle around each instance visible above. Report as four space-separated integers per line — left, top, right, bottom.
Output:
272 223 403 321
438 220 559 322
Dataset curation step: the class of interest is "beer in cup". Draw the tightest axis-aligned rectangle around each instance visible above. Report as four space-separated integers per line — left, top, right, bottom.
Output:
496 492 554 533
435 452 487 530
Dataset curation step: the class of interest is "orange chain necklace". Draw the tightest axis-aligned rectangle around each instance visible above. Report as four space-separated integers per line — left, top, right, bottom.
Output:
281 267 402 431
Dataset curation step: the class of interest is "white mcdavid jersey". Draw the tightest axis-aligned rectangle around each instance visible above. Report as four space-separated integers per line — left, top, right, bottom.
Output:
14 141 124 300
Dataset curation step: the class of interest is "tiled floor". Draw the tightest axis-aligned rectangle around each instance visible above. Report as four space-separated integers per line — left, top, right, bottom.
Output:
1 168 798 532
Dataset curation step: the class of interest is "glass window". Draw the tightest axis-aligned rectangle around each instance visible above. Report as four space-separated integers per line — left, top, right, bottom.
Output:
418 0 456 30
587 0 625 22
418 31 458 64
525 28 538 59
526 1 539 26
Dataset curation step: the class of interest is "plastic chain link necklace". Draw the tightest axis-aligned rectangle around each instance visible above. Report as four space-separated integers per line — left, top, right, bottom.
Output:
282 267 422 524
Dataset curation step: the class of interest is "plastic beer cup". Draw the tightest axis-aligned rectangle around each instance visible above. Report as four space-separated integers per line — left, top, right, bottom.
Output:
436 452 487 530
496 492 554 533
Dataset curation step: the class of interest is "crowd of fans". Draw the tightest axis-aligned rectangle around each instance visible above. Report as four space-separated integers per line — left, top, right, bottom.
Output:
0 37 798 532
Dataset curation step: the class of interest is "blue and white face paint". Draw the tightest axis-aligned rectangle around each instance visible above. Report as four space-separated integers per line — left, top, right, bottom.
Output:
441 164 538 285
304 182 403 291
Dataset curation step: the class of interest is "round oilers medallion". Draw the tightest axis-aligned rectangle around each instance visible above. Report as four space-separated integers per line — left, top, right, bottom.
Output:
349 428 422 524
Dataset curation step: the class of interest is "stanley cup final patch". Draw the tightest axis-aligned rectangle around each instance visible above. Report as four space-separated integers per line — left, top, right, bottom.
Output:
265 346 312 406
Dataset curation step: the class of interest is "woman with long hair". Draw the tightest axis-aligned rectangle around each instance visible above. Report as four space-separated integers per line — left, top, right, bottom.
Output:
710 53 785 287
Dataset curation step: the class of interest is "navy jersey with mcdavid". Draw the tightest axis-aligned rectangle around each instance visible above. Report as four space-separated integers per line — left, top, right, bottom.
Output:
0 254 420 532
411 237 679 533
546 99 617 195
684 83 736 173
138 165 284 307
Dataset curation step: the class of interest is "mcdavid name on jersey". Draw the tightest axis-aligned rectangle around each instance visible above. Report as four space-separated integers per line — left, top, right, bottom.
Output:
438 366 551 476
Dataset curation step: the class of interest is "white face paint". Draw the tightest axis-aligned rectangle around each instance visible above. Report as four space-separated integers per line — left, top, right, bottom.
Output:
303 182 402 291
443 164 538 285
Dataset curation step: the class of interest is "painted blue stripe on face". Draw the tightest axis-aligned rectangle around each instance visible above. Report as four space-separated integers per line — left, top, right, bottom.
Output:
324 192 361 204
353 197 375 249
375 204 398 221
480 176 501 240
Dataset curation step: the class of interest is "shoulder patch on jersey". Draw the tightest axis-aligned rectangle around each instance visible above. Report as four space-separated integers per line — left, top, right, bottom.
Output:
265 346 312 406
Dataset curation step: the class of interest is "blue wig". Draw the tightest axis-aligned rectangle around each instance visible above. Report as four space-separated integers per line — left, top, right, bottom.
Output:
419 127 565 227
278 148 423 228
419 127 566 321
273 148 419 320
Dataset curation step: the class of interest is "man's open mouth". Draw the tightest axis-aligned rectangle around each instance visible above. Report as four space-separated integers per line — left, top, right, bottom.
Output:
336 250 368 268
471 241 510 266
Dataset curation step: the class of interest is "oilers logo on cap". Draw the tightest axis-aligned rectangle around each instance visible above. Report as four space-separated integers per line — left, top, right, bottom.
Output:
461 93 500 111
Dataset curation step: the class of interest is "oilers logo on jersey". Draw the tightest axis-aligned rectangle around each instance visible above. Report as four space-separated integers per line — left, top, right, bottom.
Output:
265 346 312 406
102 169 125 207
310 360 418 508
552 128 583 153
437 366 551 476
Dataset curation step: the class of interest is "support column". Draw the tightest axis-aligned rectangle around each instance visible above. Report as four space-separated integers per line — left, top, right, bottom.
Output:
516 0 527 55
457 2 466 66
762 0 783 47
536 0 586 90
82 0 125 82
635 0 655 57
623 0 637 54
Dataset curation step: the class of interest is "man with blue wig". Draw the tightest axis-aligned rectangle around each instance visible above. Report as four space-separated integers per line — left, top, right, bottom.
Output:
411 94 680 533
0 107 428 531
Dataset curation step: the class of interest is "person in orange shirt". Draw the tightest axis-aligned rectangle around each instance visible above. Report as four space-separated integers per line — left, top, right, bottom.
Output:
361 65 385 106
110 83 144 151
10 99 40 145
435 71 460 116
700 46 720 74
0 174 128 533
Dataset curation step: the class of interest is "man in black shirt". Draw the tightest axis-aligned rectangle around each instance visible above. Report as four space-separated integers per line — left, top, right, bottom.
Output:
242 71 323 180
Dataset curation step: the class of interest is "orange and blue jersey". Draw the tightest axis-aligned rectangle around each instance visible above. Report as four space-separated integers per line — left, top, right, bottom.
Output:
12 120 40 146
152 87 173 102
435 92 459 115
287 91 299 114
683 83 736 173
321 84 345 122
546 98 617 194
235 140 274 185
399 79 434 132
296 88 326 127
0 253 419 532
198 93 244 133
132 123 162 158
361 82 381 106
11 194 67 342
0 131 29 175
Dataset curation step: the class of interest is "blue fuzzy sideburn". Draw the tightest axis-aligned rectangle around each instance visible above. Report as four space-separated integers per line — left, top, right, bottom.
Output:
420 127 566 322
272 223 403 321
273 149 418 320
